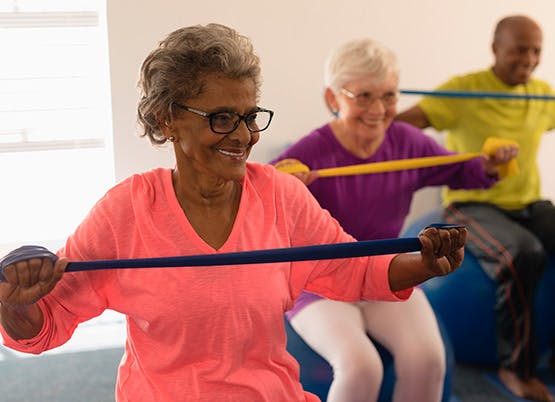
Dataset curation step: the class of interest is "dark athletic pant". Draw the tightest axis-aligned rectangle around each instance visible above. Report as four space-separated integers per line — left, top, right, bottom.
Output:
443 200 555 379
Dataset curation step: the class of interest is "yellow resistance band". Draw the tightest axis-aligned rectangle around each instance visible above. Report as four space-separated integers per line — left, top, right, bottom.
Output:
277 137 519 179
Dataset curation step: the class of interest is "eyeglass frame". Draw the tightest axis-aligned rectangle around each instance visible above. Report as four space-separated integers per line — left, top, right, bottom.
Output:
340 87 399 108
172 102 274 135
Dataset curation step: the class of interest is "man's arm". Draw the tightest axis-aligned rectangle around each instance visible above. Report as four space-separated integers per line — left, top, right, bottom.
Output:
395 105 431 129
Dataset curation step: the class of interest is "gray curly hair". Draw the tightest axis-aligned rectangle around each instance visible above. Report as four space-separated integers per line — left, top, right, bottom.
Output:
137 23 262 144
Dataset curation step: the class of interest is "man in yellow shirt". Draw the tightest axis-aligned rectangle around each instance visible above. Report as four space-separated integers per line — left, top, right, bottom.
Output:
396 15 555 402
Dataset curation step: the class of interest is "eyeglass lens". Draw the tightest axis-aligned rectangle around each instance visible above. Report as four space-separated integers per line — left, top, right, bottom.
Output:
211 110 272 134
343 89 398 107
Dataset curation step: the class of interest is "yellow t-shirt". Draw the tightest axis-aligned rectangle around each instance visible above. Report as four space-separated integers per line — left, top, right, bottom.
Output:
419 69 555 210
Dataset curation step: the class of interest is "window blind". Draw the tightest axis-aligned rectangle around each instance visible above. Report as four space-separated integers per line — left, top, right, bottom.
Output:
0 6 110 153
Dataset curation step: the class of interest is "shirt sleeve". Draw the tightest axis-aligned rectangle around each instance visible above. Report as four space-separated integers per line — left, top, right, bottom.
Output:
404 125 498 190
0 274 106 353
273 172 412 304
547 83 555 131
418 76 466 131
1 194 119 353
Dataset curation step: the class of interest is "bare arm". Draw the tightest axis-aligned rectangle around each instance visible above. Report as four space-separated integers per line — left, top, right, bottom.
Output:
387 226 466 291
394 105 431 129
0 303 44 340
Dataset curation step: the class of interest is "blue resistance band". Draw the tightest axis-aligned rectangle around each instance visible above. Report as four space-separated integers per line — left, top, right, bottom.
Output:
400 89 555 101
0 239 420 281
0 224 463 281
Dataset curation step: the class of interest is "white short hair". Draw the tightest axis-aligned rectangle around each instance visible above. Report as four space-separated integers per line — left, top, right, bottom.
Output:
324 38 399 91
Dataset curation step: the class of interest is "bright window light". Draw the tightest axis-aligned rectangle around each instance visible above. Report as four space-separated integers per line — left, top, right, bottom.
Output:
0 0 114 255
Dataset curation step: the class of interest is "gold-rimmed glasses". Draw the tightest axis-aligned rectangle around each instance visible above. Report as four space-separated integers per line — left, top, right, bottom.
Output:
340 88 398 108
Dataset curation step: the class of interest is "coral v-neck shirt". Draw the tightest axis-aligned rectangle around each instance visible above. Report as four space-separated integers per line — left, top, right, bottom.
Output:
1 164 408 401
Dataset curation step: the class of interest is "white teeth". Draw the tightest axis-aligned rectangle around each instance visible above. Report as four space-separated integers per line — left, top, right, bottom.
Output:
217 149 244 157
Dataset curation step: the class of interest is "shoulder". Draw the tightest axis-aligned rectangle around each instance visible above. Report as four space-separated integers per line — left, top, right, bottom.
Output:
96 167 171 212
62 168 172 260
386 121 438 146
528 77 555 93
246 162 275 182
386 122 450 157
291 124 333 149
246 162 307 192
437 70 487 90
387 120 428 138
271 124 336 164
245 163 315 214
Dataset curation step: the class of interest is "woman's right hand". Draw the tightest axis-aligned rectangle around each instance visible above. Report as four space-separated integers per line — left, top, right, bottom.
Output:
274 158 319 186
0 257 67 308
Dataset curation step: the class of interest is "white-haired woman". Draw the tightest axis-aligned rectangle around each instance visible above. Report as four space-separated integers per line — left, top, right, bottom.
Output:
273 38 518 402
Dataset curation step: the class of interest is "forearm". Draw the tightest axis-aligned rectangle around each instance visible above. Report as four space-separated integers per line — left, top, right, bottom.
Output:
387 253 435 292
0 302 44 340
394 106 431 129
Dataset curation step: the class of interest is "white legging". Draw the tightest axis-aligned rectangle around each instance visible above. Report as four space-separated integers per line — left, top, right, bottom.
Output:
289 288 445 402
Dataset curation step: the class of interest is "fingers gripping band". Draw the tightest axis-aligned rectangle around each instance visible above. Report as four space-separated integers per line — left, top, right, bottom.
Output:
0 245 57 281
420 223 466 235
425 223 466 229
0 224 464 281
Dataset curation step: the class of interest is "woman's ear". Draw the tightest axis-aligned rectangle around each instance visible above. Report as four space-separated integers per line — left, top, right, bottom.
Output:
324 87 339 116
160 118 174 139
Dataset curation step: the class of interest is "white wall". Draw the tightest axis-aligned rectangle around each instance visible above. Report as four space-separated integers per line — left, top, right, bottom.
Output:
107 0 555 227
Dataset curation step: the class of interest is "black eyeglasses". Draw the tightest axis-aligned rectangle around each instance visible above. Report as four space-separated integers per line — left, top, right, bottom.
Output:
173 103 274 135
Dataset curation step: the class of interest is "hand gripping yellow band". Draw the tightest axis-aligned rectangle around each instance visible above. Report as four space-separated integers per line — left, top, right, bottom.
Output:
481 137 519 177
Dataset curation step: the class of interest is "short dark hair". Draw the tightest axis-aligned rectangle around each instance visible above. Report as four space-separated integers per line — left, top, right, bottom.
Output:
137 23 262 144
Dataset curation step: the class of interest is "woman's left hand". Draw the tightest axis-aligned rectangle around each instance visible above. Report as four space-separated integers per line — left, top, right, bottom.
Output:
418 225 467 277
482 144 520 176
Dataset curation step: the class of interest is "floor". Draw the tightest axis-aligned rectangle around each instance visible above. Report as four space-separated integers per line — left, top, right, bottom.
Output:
0 312 552 402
